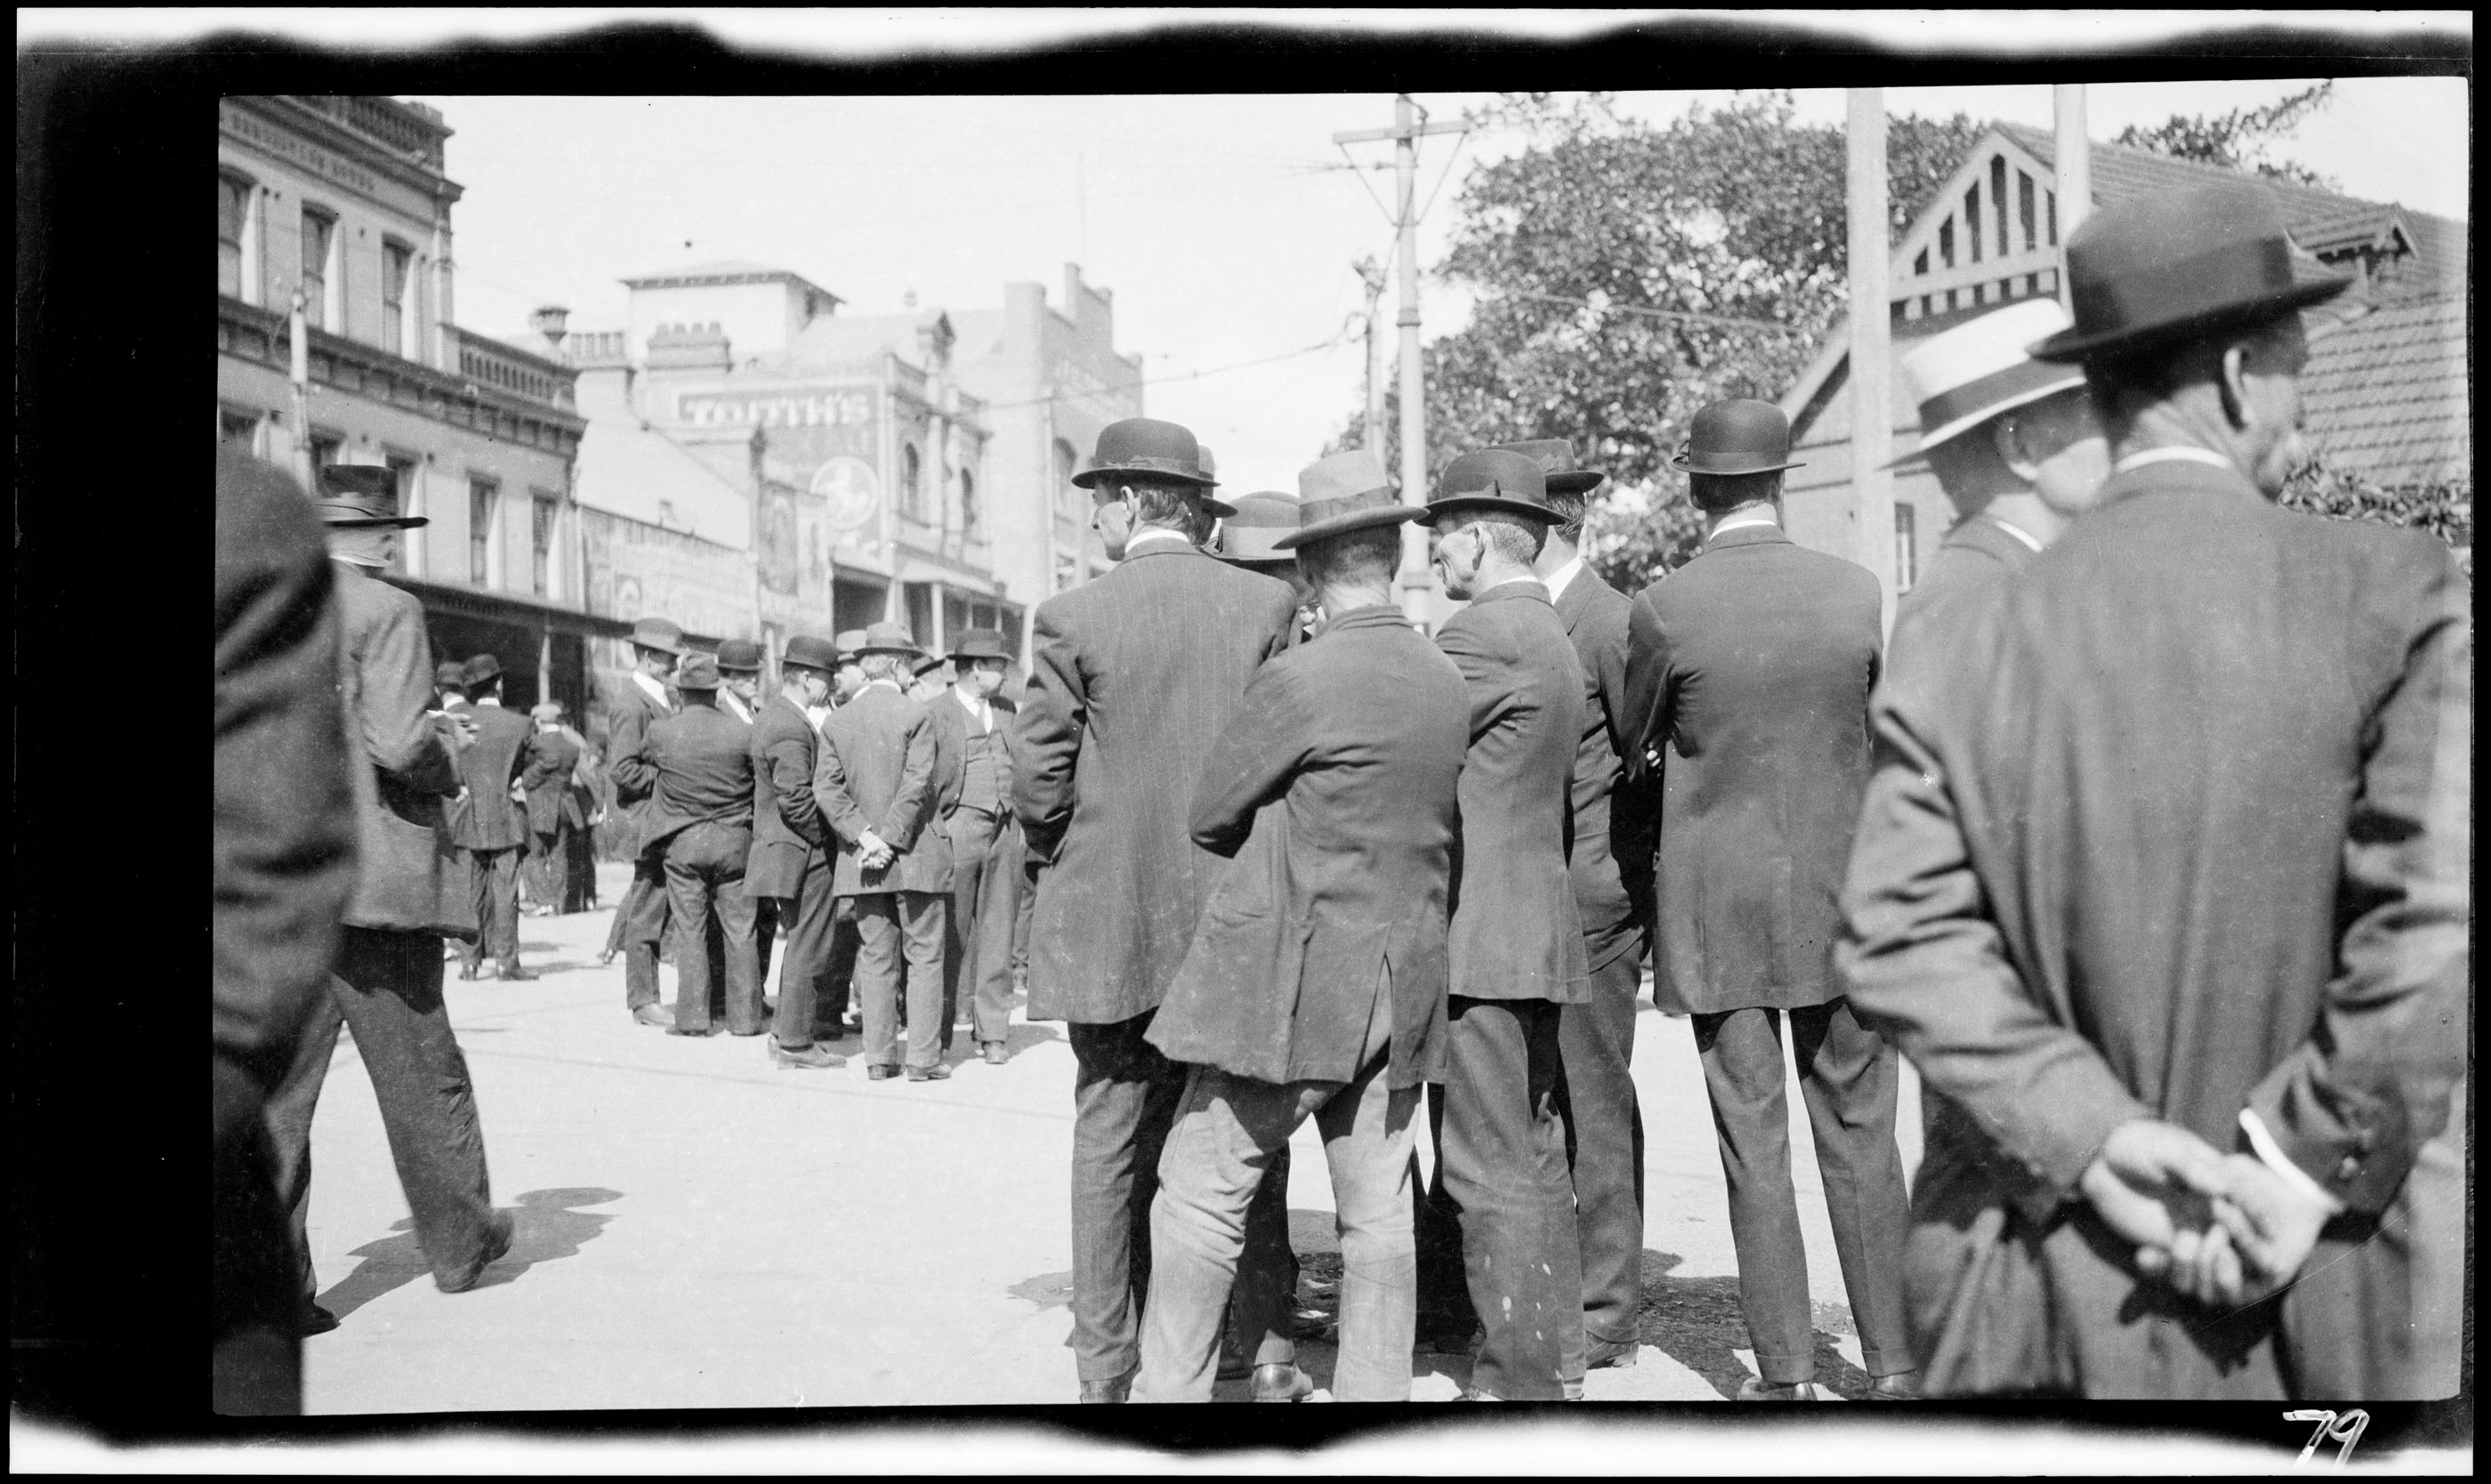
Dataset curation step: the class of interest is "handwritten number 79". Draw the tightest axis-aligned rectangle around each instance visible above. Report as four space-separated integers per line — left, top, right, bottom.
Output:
2284 1409 2368 1467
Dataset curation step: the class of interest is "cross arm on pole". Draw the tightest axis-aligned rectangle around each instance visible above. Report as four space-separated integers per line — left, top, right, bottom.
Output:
1331 120 1469 145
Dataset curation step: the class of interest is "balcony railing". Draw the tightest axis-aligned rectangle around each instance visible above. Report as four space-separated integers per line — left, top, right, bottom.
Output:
294 94 449 172
447 324 579 410
560 329 630 367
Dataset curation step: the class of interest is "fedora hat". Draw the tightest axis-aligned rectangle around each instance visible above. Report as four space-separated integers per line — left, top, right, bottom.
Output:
1896 299 2090 462
1670 399 1805 476
780 633 841 673
715 638 763 673
464 653 504 688
674 652 722 691
2031 181 2354 364
850 621 923 658
1273 449 1429 551
1072 417 1237 517
910 651 947 678
628 617 684 656
946 628 1013 663
1492 439 1605 497
1426 448 1565 525
1214 491 1302 565
434 659 470 691
832 629 871 663
315 464 427 528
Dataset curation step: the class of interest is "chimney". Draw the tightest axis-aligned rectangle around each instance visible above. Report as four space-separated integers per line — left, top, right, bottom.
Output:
529 305 571 347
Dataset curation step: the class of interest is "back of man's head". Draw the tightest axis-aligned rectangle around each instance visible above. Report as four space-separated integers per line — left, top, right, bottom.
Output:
1125 477 1212 541
1687 470 1782 516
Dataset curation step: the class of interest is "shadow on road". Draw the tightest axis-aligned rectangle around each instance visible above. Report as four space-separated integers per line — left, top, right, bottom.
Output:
313 1187 624 1322
1632 1248 1870 1399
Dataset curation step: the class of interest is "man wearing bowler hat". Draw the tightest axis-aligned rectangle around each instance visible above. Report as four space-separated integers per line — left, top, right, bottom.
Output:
715 638 764 725
640 652 764 1037
1621 398 1916 1402
450 653 540 983
743 634 847 1069
1887 297 2111 660
1014 415 1298 1402
1495 437 1660 1379
1135 448 1466 1402
924 628 1025 1066
1416 447 1591 1401
264 463 514 1333
601 615 685 1028
1840 181 2468 1399
817 623 955 1079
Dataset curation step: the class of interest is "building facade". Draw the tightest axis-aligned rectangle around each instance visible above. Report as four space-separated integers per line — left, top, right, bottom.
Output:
215 94 594 717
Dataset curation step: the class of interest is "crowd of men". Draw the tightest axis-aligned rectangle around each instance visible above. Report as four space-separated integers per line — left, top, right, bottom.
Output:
214 180 2465 1414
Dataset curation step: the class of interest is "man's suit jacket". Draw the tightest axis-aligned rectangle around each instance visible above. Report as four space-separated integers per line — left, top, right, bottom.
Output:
923 687 1019 822
1888 512 2043 676
1623 524 1882 1014
815 683 950 897
744 692 829 898
637 702 754 860
1012 544 1297 1025
1552 565 1657 971
452 702 535 851
1149 606 1471 1088
605 674 677 851
520 728 581 835
1436 580 1591 1004
1837 460 2470 1398
329 561 471 937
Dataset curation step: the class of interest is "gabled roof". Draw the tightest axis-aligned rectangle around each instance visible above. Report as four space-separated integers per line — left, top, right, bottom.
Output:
2300 294 2473 487
765 309 951 374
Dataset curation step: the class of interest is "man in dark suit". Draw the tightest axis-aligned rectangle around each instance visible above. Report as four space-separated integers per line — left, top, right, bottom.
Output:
451 654 539 982
924 629 1024 1066
1213 490 1318 645
746 635 847 1069
637 652 763 1037
1135 451 1463 1403
817 623 954 1080
1622 399 1915 1403
1839 183 2469 1399
519 702 582 916
263 464 514 1335
1415 448 1591 1402
214 446 356 1415
601 617 683 1028
1014 416 1298 1402
1495 438 1660 1379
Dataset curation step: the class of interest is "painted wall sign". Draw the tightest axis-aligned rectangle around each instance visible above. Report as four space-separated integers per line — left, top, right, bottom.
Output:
810 456 882 531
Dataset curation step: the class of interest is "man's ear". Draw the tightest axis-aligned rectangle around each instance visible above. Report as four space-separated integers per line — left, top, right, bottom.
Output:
2215 341 2254 431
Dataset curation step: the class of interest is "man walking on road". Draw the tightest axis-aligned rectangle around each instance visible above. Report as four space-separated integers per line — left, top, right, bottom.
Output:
926 628 1025 1067
601 617 683 1028
633 652 764 1038
1014 416 1298 1403
451 654 539 983
1622 399 1916 1403
746 634 847 1069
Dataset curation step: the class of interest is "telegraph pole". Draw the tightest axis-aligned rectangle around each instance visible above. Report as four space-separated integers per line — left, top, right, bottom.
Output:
1335 95 1466 624
1847 89 1896 637
290 287 316 492
2053 84 2092 308
1355 254 1388 456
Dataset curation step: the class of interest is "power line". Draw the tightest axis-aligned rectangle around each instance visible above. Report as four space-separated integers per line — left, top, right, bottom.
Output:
1490 287 1819 337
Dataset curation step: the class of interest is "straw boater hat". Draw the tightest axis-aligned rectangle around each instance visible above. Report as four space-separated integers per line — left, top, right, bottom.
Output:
1491 439 1605 497
780 634 840 673
1426 448 1566 524
314 464 426 528
1214 491 1302 567
2029 181 2354 364
1072 417 1237 518
1669 399 1806 477
1894 299 2089 464
1272 449 1428 551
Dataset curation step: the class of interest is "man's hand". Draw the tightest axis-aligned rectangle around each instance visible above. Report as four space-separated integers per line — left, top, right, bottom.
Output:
857 829 896 871
2078 1119 2240 1303
2206 1154 2334 1306
509 780 528 804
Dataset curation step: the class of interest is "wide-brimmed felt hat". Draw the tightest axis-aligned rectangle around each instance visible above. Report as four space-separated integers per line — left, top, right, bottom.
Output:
1895 299 2090 464
464 653 504 687
1215 491 1302 565
947 628 1013 663
781 634 841 673
1493 439 1605 497
1426 448 1565 525
910 652 947 678
850 621 923 658
315 464 427 528
434 660 470 691
1670 399 1805 476
1072 417 1237 517
674 652 722 691
2030 181 2355 364
628 617 685 656
1274 449 1429 551
715 639 763 673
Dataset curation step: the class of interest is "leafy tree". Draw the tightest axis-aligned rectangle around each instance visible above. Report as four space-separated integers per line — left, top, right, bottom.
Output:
2112 82 2341 191
2281 456 2472 578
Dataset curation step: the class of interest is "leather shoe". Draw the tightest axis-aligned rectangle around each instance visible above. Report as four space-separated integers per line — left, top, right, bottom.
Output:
981 1042 1009 1066
668 1025 718 1037
867 1063 901 1081
633 1004 673 1028
298 1303 341 1337
1079 1368 1135 1404
1250 1362 1313 1403
455 962 481 981
1737 1376 1818 1402
906 1064 952 1082
493 960 537 982
1585 1335 1640 1370
437 1210 516 1294
770 1037 846 1069
597 948 618 966
1862 1369 1921 1401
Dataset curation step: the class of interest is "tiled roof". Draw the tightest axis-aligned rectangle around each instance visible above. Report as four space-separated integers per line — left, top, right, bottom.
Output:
770 309 949 371
2301 294 2472 487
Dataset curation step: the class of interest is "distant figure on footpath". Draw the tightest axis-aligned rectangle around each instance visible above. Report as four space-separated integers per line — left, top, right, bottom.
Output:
601 617 684 1028
450 653 539 982
520 701 583 916
1840 182 2469 1399
214 446 357 1415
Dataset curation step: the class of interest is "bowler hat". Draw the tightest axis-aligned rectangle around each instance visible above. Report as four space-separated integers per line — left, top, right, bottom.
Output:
1896 299 2089 462
315 464 428 528
464 653 504 688
781 633 841 673
947 628 1013 663
674 652 722 691
435 660 469 691
1426 448 1565 525
628 617 685 656
2030 182 2354 364
1073 417 1237 517
850 621 923 657
1670 399 1805 476
832 630 871 663
910 652 947 678
1215 491 1302 565
715 639 763 673
1492 439 1605 497
1274 449 1429 551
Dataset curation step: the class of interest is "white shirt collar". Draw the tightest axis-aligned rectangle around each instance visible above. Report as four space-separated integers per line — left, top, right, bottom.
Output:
2112 445 2237 477
804 702 831 730
1987 516 2046 554
1710 509 1782 539
1478 572 1543 597
476 695 502 707
631 671 672 706
720 691 752 723
1543 554 1585 603
1121 528 1196 556
952 686 992 728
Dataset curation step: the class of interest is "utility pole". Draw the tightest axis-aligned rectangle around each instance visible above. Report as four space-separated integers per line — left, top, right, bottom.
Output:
2052 85 2092 308
1355 254 1387 456
290 287 315 493
1335 95 1466 624
1847 89 1896 638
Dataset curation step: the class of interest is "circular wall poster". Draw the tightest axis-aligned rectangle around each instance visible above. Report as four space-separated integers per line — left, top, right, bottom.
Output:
811 456 882 530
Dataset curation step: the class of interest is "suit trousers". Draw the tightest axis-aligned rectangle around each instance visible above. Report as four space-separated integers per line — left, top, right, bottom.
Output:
1067 1012 1190 1383
263 927 500 1302
213 1104 300 1415
1691 998 1914 1384
461 845 522 966
665 821 762 1036
753 894 780 988
852 891 946 1069
762 851 840 1050
523 826 569 912
1432 996 1585 1400
943 809 1024 1048
1555 948 1649 1347
609 862 672 1011
822 899 859 1029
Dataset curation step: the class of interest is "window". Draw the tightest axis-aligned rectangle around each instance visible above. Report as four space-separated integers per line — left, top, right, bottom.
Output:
1894 504 1918 593
217 405 262 456
301 206 336 330
218 173 251 299
959 466 979 540
1052 438 1079 520
900 442 924 521
1990 155 2010 257
531 493 557 597
903 583 934 649
310 431 343 471
382 240 413 357
470 478 499 585
1963 186 1981 262
2018 171 2037 254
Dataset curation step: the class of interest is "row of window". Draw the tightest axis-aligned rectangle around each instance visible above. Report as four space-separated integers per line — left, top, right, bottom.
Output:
219 169 420 358
894 440 980 539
